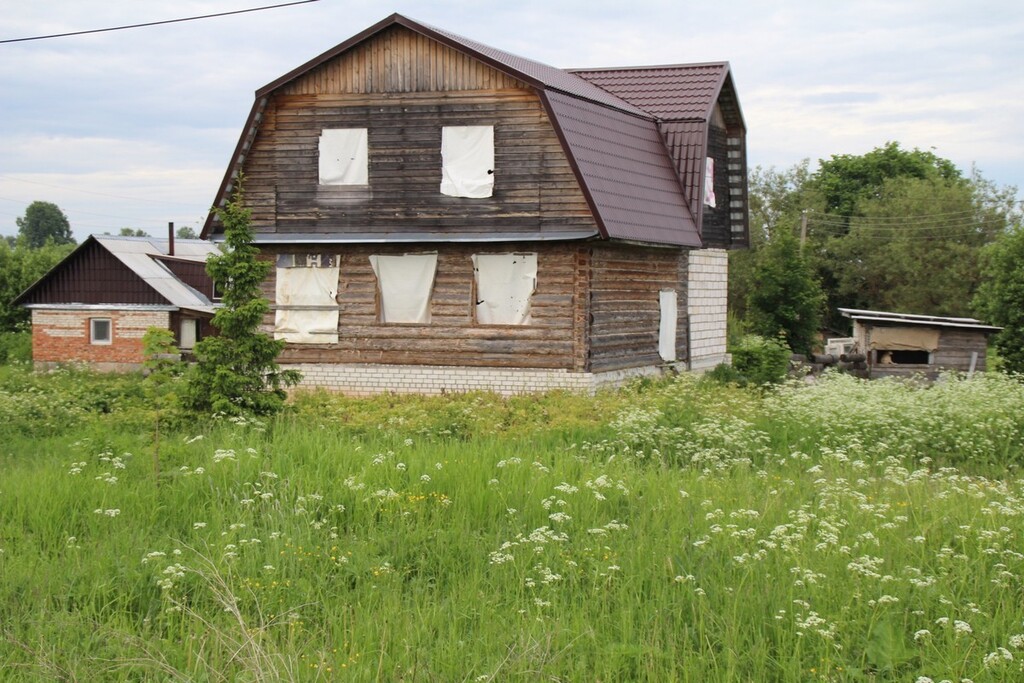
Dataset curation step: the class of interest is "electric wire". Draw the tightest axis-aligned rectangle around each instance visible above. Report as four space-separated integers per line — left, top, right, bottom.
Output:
0 0 320 44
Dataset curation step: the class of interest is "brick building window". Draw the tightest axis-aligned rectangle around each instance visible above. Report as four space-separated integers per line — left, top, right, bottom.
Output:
90 318 112 345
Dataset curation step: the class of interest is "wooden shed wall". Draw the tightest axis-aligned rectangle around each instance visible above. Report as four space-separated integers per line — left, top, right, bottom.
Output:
588 245 688 373
262 242 589 371
863 324 990 379
239 25 597 238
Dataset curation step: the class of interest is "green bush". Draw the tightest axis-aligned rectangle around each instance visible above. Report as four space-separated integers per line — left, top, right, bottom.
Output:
0 330 31 364
729 334 791 386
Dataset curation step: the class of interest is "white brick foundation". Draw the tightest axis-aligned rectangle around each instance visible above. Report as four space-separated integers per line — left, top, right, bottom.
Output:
287 363 667 396
687 248 730 370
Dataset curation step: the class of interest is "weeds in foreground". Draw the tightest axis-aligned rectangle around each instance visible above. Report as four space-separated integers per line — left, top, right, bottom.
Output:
1 369 1023 680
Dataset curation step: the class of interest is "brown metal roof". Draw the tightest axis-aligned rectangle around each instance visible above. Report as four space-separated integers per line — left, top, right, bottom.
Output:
203 14 741 249
659 120 708 222
571 63 731 121
544 91 700 247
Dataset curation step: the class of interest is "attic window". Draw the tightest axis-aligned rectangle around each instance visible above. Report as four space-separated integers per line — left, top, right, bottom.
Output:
472 253 537 325
441 126 494 198
369 253 438 324
319 129 368 185
274 253 340 344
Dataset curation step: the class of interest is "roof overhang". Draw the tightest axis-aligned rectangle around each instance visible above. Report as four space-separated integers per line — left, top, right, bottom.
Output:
839 308 1002 333
211 229 601 245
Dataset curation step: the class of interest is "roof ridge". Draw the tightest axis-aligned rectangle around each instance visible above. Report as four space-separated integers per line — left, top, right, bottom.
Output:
569 61 729 73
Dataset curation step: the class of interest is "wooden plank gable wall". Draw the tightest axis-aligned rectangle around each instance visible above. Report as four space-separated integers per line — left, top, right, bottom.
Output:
241 25 598 237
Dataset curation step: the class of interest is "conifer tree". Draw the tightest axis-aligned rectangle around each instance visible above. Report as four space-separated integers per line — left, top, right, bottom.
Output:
184 190 300 415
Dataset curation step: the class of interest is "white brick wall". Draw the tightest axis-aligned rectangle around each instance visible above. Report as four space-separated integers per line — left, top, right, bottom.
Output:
287 363 666 397
687 248 729 369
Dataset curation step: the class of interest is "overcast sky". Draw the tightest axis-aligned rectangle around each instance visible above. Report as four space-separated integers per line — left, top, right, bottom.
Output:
2 0 1022 241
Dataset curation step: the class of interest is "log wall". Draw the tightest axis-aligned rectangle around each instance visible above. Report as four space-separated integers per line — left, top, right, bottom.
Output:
588 245 688 373
262 242 589 371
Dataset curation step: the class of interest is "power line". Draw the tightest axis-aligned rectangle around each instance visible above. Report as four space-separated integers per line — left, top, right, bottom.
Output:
0 175 203 207
0 0 320 44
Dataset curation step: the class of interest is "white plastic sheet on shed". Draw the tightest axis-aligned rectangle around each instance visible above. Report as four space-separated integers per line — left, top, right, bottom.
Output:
440 126 494 198
368 253 438 324
274 261 340 343
318 129 368 185
472 253 537 325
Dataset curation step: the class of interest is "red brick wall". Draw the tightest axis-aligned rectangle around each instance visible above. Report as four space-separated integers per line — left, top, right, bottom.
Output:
31 309 171 366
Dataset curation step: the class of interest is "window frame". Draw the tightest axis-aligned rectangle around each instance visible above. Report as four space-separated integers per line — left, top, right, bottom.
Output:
90 317 112 345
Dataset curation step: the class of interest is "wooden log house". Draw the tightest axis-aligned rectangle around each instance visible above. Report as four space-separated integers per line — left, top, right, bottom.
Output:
202 13 749 395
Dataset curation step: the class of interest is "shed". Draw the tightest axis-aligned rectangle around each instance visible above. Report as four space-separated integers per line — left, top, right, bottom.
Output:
201 13 749 395
14 235 219 371
839 308 1001 379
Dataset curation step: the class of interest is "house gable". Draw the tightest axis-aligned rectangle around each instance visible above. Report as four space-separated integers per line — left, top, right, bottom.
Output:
202 15 712 248
207 23 600 244
15 238 170 307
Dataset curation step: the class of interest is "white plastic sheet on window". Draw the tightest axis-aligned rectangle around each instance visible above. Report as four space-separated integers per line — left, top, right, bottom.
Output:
659 289 678 362
440 125 494 198
369 253 438 324
472 253 537 325
274 263 340 343
319 129 368 185
704 157 716 207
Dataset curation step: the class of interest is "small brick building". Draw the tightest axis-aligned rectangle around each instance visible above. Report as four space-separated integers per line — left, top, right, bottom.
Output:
14 235 219 371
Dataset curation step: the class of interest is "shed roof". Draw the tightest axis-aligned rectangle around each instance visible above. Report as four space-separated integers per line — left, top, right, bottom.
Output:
203 14 740 249
15 235 219 314
839 308 1002 333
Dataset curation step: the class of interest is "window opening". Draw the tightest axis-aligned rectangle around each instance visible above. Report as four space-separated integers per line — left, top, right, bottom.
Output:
441 125 494 198
369 253 438 324
90 318 112 345
318 129 368 186
274 253 340 344
472 253 537 325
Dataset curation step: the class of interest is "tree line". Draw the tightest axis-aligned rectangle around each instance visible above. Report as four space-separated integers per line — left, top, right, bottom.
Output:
730 142 1024 372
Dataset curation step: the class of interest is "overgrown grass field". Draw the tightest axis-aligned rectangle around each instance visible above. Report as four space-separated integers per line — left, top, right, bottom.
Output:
2 366 1024 681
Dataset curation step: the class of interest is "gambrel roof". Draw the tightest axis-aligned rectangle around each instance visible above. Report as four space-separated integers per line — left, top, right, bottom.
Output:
203 13 745 248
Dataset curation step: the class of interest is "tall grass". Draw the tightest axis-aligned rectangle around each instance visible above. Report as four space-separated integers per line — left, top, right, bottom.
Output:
1 367 1024 680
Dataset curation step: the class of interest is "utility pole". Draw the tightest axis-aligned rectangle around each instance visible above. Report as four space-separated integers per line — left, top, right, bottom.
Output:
799 210 808 252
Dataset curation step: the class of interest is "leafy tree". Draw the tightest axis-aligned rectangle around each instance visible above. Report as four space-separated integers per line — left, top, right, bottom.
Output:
16 201 75 248
827 174 1010 317
745 232 824 355
737 144 1013 335
117 228 150 237
183 191 300 415
812 141 961 218
730 161 822 321
0 240 75 331
175 226 199 240
974 224 1024 374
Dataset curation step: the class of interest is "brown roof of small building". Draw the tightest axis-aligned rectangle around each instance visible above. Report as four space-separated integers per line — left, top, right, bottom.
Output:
204 13 742 249
15 235 218 313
